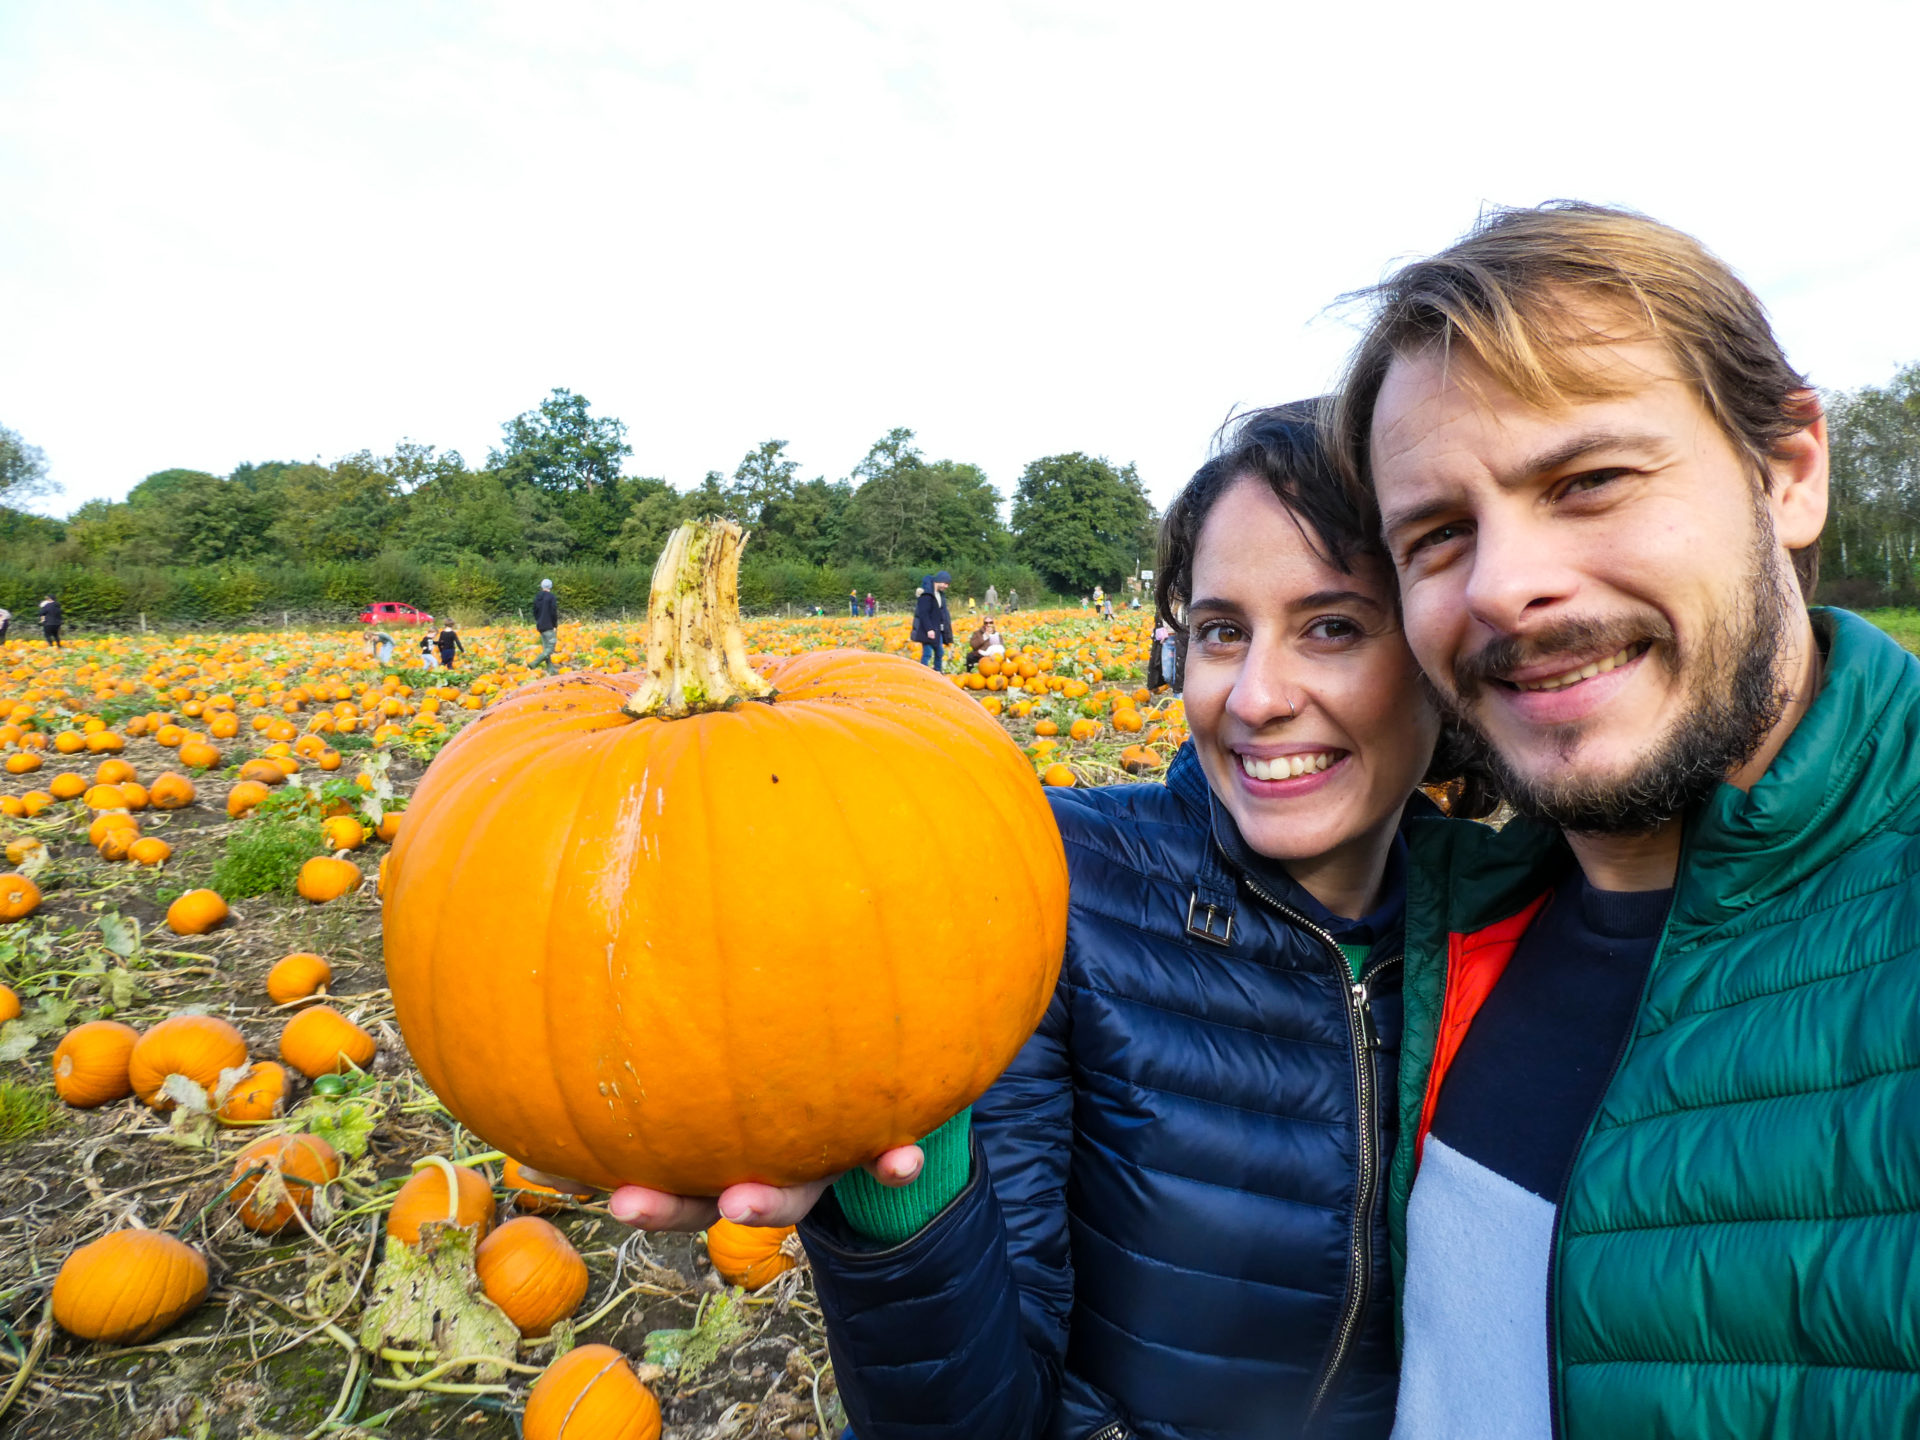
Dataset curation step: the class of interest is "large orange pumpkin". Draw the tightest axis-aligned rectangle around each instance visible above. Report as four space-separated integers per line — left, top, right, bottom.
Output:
384 521 1068 1194
128 1014 248 1109
474 1216 590 1336
53 1020 141 1107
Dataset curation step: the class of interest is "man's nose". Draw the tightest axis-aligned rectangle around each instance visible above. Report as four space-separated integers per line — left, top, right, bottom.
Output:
1462 509 1580 634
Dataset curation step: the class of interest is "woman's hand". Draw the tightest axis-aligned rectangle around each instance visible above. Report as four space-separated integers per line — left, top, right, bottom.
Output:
523 1144 927 1233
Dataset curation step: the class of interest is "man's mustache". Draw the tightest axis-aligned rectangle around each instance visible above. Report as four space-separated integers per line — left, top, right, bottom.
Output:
1451 616 1675 701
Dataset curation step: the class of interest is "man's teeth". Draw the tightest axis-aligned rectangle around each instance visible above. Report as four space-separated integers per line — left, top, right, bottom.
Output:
1238 752 1336 781
1513 644 1644 693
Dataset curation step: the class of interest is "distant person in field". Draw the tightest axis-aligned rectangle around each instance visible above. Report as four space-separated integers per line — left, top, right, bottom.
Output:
436 620 465 671
418 634 436 669
985 583 1000 614
0 606 11 644
968 618 1003 670
39 594 62 647
366 629 395 666
1007 586 1018 612
850 590 861 618
865 592 876 617
914 570 953 670
533 579 559 669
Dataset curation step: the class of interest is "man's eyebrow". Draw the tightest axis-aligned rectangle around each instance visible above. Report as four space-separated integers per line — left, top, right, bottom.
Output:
1380 428 1669 542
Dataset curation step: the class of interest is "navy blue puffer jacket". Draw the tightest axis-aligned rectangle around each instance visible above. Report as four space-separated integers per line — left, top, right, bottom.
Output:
801 744 1406 1439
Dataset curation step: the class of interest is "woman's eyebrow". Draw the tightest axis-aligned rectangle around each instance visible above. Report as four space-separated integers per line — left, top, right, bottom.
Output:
1292 589 1381 610
1185 596 1243 617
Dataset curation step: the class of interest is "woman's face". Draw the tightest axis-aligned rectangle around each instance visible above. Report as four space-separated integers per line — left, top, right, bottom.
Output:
1183 476 1440 916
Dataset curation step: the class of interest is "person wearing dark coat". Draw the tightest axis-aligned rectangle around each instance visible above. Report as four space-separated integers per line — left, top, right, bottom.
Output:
533 580 559 668
912 570 952 670
435 621 466 670
593 403 1458 1439
39 595 62 647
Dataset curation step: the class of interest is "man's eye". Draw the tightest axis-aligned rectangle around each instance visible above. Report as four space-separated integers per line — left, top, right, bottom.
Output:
1559 467 1629 498
1407 521 1470 557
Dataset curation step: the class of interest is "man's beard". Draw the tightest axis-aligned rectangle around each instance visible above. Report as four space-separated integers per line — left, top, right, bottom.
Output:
1438 513 1796 837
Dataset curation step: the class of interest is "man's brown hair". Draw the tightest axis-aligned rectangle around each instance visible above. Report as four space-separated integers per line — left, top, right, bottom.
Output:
1330 201 1821 593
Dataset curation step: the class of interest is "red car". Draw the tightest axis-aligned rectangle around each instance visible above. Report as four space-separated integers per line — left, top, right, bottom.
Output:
357 601 435 627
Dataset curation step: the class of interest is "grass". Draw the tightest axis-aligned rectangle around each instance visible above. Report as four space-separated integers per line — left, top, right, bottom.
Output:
209 791 328 899
0 1078 61 1146
1860 608 1920 656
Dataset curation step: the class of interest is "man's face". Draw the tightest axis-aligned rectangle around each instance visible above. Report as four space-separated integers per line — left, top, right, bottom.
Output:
1371 329 1820 832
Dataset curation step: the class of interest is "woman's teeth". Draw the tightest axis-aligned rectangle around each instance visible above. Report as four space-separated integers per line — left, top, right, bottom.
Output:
1238 752 1336 781
1514 642 1647 693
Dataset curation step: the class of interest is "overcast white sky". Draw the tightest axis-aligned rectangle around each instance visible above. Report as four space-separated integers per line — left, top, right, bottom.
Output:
3 0 1917 517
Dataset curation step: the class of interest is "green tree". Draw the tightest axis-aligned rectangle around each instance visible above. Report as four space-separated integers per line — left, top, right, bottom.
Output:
1823 362 1920 594
490 388 631 495
761 477 852 566
613 478 685 565
126 469 279 565
270 455 399 562
727 440 799 524
843 429 1009 568
1011 452 1153 594
0 424 56 508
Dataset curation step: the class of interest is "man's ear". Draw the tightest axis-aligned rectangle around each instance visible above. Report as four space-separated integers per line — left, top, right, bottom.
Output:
1766 395 1829 551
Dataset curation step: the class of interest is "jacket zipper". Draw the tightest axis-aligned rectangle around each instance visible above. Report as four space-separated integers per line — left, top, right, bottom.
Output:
1237 872 1395 1428
1086 1423 1133 1440
1543 882 1681 1439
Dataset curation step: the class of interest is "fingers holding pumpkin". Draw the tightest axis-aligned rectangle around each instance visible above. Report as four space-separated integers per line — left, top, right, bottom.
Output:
604 1143 926 1233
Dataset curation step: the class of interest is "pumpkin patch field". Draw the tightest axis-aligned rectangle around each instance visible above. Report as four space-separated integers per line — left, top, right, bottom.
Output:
0 582 1177 1438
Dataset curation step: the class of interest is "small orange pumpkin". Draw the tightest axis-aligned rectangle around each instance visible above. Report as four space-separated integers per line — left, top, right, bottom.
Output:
522 1344 661 1440
149 772 197 809
128 836 174 866
503 1157 593 1214
225 780 271 819
166 889 230 935
52 1231 209 1344
475 1216 590 1337
278 1005 375 1078
703 1218 800 1290
177 739 222 770
53 1020 141 1106
0 873 42 921
127 1013 248 1109
229 1132 341 1231
82 783 128 810
95 758 137 786
266 952 332 1005
320 815 366 851
218 1060 289 1123
386 1159 496 1244
0 983 18 1022
296 856 362 903
48 771 88 800
236 758 286 786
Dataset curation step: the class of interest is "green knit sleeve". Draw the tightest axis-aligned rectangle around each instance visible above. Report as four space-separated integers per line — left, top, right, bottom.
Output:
831 1108 973 1244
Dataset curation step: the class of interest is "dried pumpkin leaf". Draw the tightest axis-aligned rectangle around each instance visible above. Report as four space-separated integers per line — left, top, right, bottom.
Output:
0 1021 36 1063
357 1222 518 1377
97 912 141 959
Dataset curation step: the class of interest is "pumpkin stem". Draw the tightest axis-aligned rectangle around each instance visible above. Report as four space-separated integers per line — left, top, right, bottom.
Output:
414 1155 464 1226
623 519 775 719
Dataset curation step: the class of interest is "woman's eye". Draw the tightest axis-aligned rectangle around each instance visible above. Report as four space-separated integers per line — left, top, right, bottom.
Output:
1195 620 1244 646
1306 616 1361 642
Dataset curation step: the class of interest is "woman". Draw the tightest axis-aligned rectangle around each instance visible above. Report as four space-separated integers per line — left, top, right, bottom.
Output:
967 616 1003 670
605 402 1447 1438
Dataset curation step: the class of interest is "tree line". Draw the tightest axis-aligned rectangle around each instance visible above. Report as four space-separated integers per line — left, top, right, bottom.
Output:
0 390 1159 626
1820 361 1920 607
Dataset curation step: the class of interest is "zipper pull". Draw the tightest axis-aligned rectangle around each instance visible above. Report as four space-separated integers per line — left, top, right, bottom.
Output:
1351 981 1377 1051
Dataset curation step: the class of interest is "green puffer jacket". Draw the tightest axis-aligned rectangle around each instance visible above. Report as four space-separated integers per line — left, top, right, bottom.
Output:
1391 608 1920 1437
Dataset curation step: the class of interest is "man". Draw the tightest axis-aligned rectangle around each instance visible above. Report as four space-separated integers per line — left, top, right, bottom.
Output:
533 578 559 669
0 606 11 644
1335 202 1920 1437
850 588 861 618
39 593 61 647
985 582 999 614
913 569 952 670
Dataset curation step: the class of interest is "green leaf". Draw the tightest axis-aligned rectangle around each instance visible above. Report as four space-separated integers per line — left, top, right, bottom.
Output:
103 967 145 1011
97 912 141 959
289 1094 378 1160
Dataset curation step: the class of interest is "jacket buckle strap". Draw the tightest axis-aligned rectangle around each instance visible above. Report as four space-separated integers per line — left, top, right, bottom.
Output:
1186 892 1235 946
